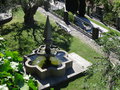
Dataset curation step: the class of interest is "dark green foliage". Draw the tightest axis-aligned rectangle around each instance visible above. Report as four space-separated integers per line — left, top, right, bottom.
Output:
52 26 73 51
53 9 64 18
98 31 120 57
5 51 23 62
83 31 120 89
103 13 116 26
95 31 120 89
14 73 24 87
0 39 6 51
68 12 74 23
28 79 37 90
92 0 120 28
53 9 74 23
0 41 38 89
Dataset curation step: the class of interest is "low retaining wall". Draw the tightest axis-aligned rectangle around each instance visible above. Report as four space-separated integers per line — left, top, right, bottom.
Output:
0 16 12 26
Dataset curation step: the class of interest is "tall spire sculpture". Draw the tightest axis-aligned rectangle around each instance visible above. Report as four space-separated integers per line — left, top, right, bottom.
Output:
43 16 52 66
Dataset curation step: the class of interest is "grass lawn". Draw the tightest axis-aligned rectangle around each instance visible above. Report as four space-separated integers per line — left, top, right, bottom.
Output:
69 37 101 63
2 7 119 90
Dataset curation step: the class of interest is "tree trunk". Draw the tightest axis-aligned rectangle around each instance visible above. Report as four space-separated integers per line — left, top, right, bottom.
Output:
78 0 86 17
65 0 78 14
23 6 38 25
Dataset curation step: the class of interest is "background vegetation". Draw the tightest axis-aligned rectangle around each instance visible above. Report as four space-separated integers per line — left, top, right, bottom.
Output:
1 1 120 89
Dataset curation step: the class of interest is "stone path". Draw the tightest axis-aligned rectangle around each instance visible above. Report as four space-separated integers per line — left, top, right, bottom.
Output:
37 7 103 54
38 53 92 90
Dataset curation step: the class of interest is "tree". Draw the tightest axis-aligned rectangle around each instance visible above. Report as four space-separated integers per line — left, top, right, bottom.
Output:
84 31 120 89
65 0 78 14
0 0 48 25
112 0 120 17
78 0 86 17
65 0 86 16
0 0 13 13
19 0 44 25
98 32 120 89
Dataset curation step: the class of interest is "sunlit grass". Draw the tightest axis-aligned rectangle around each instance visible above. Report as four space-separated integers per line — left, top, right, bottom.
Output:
69 37 102 63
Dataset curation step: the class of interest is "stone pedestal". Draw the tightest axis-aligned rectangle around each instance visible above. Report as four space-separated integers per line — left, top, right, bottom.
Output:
92 28 99 40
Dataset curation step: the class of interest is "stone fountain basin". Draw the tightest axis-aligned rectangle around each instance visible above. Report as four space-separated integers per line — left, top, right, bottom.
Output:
24 50 73 80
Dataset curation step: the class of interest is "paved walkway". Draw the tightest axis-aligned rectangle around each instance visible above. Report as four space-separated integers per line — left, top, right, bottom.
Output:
37 7 103 54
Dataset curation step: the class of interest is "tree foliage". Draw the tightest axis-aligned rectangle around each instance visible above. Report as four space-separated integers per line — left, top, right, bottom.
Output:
91 0 120 27
19 0 44 25
113 0 120 17
84 31 120 89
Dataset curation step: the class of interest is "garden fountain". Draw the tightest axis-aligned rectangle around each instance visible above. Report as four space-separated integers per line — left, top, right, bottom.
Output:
24 16 73 79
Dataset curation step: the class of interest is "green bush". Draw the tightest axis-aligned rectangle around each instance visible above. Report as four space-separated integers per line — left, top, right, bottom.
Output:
53 9 64 18
0 40 38 90
103 12 115 25
53 9 74 23
68 12 74 23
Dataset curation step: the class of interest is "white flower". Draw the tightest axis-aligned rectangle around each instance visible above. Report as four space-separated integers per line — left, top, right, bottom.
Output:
10 62 19 71
23 74 31 80
0 84 9 90
0 37 4 41
0 58 2 61
7 57 12 60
